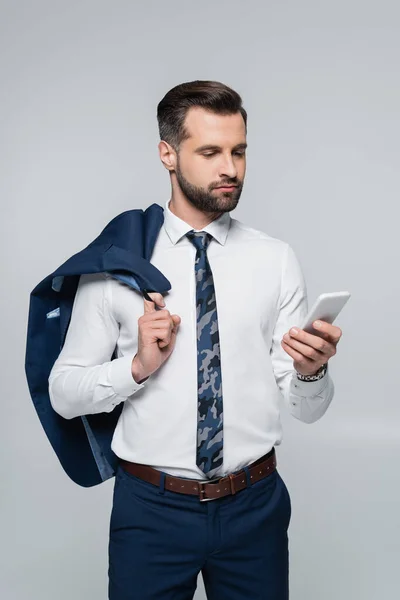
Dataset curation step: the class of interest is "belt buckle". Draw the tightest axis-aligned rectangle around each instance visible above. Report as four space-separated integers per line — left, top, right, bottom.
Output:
198 477 221 502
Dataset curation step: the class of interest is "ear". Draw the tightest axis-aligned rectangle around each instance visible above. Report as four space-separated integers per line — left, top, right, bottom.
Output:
158 140 176 172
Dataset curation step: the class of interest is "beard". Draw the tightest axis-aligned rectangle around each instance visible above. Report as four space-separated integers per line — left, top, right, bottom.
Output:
174 155 243 214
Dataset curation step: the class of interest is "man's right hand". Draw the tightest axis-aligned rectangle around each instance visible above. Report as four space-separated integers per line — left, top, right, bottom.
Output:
131 293 181 383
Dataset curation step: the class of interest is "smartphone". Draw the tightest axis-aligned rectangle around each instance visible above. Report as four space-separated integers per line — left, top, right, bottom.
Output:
300 291 351 337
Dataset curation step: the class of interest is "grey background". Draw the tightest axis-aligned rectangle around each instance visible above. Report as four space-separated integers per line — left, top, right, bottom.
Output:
1 0 399 598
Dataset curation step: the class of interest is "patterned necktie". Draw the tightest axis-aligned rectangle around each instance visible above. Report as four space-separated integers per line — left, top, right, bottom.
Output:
185 230 224 478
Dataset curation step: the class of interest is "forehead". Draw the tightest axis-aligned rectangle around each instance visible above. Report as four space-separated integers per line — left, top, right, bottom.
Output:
183 107 246 147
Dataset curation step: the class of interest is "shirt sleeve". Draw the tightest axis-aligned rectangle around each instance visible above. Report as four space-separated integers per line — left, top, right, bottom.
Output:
48 272 147 420
270 243 335 424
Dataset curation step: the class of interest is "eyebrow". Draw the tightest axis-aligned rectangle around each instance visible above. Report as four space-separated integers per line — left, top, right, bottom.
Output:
194 142 248 153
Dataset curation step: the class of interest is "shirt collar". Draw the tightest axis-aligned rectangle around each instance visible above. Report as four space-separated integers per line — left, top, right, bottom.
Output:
163 197 231 246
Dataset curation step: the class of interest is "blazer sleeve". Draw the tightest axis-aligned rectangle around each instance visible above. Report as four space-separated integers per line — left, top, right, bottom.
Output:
270 243 335 424
48 272 146 420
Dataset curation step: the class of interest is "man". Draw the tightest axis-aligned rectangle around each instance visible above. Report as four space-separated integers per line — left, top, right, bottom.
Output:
49 80 342 599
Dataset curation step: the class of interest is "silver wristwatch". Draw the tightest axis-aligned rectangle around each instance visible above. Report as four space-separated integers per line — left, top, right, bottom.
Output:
295 362 328 382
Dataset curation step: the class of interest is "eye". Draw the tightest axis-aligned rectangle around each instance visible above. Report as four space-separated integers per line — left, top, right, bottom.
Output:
203 150 246 158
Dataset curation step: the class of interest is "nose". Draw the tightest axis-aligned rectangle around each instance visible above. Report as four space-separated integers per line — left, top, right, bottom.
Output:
219 154 238 179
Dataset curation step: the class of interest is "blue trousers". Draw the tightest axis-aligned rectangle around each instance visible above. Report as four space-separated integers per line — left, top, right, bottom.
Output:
108 459 291 599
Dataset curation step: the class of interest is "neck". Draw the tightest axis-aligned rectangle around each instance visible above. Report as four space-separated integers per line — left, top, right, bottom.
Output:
168 193 223 231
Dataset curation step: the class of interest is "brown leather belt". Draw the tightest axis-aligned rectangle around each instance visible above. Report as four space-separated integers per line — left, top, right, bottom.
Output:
119 447 277 502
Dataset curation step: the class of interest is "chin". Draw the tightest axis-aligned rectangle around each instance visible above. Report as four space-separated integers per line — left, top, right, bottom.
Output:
217 198 239 212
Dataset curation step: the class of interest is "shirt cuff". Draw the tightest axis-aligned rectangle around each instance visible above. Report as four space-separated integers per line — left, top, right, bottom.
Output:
291 369 329 397
108 355 147 397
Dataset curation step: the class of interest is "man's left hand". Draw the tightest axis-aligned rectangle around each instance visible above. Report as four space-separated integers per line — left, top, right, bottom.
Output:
281 320 342 376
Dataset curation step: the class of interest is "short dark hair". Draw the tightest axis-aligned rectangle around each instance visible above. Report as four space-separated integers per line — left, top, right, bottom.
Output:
157 80 247 152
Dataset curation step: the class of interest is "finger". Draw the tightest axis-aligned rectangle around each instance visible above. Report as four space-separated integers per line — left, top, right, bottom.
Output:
287 327 331 354
148 327 174 348
282 335 328 361
149 326 171 339
158 316 181 347
281 340 316 365
170 315 181 335
147 318 175 328
143 292 166 314
143 298 156 314
312 321 342 344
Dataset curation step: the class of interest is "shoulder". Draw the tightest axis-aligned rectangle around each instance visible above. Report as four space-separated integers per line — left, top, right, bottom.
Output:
75 272 109 302
230 216 291 257
77 271 109 287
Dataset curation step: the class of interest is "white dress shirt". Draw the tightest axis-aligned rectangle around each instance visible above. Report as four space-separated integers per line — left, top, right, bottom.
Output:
49 198 335 480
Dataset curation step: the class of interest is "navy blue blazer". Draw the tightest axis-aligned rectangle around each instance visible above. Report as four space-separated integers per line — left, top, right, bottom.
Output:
25 202 171 488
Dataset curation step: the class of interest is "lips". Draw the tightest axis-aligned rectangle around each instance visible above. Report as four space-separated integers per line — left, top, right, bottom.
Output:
215 185 237 189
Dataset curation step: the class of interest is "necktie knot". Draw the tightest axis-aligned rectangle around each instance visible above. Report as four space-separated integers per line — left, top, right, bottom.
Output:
186 230 212 252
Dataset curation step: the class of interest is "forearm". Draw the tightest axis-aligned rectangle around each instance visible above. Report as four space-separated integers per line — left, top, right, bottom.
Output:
49 354 147 420
48 273 148 420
